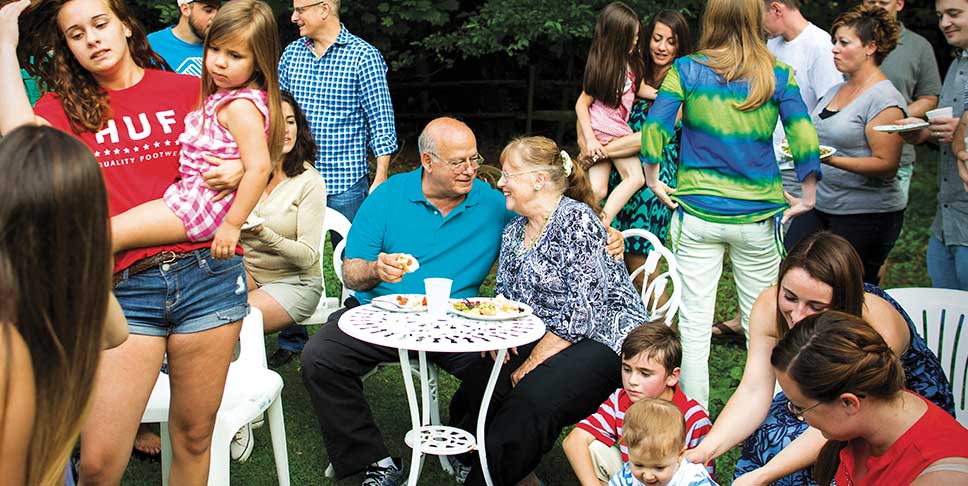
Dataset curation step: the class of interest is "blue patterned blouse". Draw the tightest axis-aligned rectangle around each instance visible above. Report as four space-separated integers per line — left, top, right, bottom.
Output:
495 197 648 353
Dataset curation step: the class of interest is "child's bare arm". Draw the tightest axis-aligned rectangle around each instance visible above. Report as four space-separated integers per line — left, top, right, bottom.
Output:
576 91 606 160
563 427 607 486
636 81 658 101
211 98 272 259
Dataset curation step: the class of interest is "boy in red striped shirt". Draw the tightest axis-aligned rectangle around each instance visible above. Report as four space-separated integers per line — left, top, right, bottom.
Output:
564 322 713 485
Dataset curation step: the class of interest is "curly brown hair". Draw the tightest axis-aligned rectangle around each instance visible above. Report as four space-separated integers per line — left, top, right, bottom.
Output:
17 0 169 133
830 4 900 66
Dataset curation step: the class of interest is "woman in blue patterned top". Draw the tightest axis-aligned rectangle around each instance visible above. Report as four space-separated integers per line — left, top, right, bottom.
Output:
685 231 953 486
461 136 648 486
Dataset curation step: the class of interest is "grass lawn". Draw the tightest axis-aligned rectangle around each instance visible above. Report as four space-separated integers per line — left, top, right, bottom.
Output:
122 145 940 485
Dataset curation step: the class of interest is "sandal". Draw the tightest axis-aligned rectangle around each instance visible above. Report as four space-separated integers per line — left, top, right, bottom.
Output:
711 321 745 346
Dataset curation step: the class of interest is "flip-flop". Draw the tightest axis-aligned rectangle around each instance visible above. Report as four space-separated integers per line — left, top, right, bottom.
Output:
711 321 745 346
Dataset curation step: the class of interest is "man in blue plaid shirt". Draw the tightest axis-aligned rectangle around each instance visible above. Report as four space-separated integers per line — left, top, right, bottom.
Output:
272 0 398 368
280 0 398 223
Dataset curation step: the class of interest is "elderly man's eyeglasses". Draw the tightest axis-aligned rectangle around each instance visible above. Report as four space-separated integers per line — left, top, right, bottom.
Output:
429 153 483 171
292 0 326 15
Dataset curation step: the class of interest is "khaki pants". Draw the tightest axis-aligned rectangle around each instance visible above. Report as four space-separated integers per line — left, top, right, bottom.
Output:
589 441 624 483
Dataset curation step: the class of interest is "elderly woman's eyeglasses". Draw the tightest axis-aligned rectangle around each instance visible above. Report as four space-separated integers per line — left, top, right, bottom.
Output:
292 0 327 15
499 169 545 181
429 153 483 171
785 400 823 422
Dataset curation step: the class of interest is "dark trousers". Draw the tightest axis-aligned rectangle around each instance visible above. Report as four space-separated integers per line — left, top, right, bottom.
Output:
459 338 622 486
785 209 905 285
299 298 487 479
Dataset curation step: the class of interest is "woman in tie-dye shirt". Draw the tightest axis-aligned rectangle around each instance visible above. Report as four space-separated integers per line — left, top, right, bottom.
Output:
640 0 821 408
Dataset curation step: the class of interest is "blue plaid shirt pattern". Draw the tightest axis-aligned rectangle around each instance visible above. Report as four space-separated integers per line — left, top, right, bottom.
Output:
279 26 397 195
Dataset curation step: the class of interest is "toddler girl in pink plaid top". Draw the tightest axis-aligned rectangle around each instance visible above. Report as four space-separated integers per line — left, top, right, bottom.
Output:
111 1 284 260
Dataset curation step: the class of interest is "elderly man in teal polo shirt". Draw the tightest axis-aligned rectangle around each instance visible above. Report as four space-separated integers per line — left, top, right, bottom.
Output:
300 117 621 485
299 117 513 485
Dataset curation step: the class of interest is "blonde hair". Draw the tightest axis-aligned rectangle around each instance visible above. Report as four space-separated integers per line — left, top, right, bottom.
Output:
0 126 112 486
500 136 598 210
200 0 284 162
621 398 686 459
698 0 776 111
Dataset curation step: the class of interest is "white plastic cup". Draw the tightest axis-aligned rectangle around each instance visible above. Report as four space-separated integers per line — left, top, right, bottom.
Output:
927 106 953 120
424 278 453 316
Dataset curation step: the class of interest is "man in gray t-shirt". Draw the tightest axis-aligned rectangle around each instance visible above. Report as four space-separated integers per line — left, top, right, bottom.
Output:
900 0 968 290
865 0 942 202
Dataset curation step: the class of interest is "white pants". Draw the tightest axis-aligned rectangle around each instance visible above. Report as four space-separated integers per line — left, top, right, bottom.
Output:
671 211 781 407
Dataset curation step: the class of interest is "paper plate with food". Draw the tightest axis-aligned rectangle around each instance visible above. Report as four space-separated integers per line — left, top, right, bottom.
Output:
372 294 427 312
780 142 836 160
872 121 928 133
449 295 533 321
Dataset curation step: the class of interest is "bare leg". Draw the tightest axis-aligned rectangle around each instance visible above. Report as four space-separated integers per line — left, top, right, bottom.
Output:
78 335 167 485
587 161 612 206
602 131 642 158
599 155 644 226
165 321 242 486
112 199 189 253
249 288 297 335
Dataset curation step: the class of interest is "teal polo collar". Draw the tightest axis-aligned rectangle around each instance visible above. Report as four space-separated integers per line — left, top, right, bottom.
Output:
405 167 481 210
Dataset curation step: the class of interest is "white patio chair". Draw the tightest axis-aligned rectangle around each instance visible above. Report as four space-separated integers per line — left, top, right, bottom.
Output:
141 308 290 485
299 207 353 326
885 287 968 427
621 228 682 325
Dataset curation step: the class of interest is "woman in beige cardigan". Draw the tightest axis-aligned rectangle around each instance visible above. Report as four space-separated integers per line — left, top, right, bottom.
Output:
242 91 326 369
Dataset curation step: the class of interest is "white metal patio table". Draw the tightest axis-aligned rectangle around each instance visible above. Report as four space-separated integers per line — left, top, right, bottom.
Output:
338 303 545 486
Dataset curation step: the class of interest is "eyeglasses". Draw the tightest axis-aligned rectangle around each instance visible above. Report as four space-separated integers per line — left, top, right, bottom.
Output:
429 152 483 171
785 400 824 422
499 168 545 181
292 0 326 15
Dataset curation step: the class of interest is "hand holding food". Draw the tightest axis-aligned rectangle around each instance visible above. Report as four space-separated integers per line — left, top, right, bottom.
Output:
376 252 407 283
394 253 420 273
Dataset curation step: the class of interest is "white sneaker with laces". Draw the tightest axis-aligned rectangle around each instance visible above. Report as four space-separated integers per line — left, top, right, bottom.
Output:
230 423 254 463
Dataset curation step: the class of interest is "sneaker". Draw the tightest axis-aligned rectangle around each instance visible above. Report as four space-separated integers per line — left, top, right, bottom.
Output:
230 423 254 463
447 455 471 483
362 458 406 486
267 348 298 368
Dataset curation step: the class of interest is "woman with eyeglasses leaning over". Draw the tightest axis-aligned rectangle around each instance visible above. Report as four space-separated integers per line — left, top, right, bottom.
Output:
684 231 953 486
772 311 968 486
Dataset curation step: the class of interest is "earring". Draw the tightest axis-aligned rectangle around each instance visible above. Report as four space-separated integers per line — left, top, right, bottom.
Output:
533 183 541 191
865 53 871 59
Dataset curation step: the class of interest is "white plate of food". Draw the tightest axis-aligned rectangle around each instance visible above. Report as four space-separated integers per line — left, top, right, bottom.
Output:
449 296 533 321
873 121 928 133
780 143 836 160
372 294 427 312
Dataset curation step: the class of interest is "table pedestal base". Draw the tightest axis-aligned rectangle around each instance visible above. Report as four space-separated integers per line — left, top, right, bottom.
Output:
404 426 476 455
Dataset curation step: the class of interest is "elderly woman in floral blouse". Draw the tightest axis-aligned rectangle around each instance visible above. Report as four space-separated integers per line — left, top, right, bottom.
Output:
458 136 648 486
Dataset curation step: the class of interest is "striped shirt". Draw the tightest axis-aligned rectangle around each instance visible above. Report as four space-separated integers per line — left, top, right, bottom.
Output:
641 55 821 224
278 25 397 195
576 386 714 475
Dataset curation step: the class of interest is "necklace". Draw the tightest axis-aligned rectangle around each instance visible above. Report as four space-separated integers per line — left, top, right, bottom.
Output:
516 195 562 256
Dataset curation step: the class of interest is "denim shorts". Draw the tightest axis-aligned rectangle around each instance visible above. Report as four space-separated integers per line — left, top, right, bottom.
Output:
114 249 250 336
